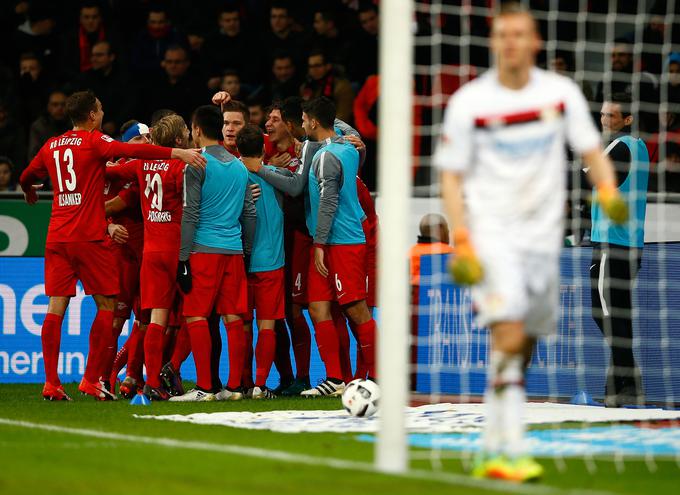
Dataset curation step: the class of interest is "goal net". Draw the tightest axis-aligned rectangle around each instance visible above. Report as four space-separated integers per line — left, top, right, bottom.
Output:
377 0 680 474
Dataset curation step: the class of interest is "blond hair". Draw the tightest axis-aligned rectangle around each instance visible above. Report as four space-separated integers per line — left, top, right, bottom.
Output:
151 114 187 147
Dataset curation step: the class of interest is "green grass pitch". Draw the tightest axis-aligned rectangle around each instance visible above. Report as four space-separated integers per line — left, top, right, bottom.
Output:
0 383 677 495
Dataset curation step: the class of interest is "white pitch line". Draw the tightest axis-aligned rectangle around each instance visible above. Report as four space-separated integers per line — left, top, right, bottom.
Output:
0 418 614 495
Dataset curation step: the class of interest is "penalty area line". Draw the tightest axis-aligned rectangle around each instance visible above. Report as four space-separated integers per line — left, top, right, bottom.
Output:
0 417 613 495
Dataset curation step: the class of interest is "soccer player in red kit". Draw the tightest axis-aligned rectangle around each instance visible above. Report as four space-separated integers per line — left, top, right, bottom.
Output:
105 114 190 400
19 90 206 401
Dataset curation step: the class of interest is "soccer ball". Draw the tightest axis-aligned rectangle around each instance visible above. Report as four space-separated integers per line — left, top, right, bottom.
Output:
341 379 380 417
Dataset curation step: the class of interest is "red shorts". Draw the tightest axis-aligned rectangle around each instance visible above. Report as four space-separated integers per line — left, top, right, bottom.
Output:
183 253 247 318
289 230 312 305
45 241 119 297
114 242 142 320
140 251 178 310
307 244 367 305
363 219 377 308
247 268 285 321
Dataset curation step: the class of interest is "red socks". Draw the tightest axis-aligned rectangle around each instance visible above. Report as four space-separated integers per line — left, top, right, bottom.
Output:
187 319 213 391
110 339 128 384
41 313 63 386
144 323 165 388
126 323 145 382
242 329 254 390
255 328 276 387
332 309 352 384
162 328 176 365
314 319 343 381
170 323 191 371
225 319 246 390
356 319 377 378
84 309 114 383
290 315 311 379
273 319 294 383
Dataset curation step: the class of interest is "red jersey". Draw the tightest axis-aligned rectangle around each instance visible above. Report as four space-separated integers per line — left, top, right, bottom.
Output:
20 129 173 243
105 158 185 254
105 174 145 255
263 134 299 171
357 176 378 248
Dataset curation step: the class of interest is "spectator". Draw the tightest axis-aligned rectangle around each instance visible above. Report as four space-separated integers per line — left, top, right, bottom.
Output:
311 8 349 67
142 45 206 123
667 52 680 104
594 38 659 134
645 54 680 164
16 52 55 128
130 5 187 78
28 89 69 162
649 141 680 193
301 49 355 123
548 50 593 101
0 156 17 192
267 2 306 68
220 69 242 100
590 92 649 408
202 5 262 88
247 99 266 129
58 1 110 78
75 41 137 135
11 1 58 74
346 2 378 86
353 74 378 190
0 100 27 174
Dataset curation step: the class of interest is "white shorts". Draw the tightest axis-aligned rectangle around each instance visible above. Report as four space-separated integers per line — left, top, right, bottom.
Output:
472 246 559 336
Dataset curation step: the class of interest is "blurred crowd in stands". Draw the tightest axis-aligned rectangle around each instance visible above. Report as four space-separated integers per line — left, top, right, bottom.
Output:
0 0 679 194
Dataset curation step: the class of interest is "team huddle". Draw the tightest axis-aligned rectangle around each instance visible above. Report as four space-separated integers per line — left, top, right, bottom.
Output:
20 89 378 402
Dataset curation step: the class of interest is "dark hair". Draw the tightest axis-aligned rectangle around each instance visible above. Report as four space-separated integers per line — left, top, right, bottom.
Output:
120 119 139 134
19 52 41 64
80 1 102 13
0 155 14 170
665 141 680 158
218 3 240 16
315 9 336 24
281 96 303 127
164 44 188 59
66 90 98 124
222 68 240 79
246 97 265 109
236 124 265 158
608 92 633 117
358 1 378 15
553 50 574 72
192 105 223 141
151 109 176 126
302 96 335 129
308 47 326 64
272 50 294 63
270 1 290 14
148 4 168 17
222 100 249 122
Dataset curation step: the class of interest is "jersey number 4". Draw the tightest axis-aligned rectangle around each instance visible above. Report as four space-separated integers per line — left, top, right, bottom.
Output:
53 149 76 192
144 172 163 211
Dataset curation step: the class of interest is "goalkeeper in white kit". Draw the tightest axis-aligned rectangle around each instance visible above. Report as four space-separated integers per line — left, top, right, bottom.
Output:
435 2 628 482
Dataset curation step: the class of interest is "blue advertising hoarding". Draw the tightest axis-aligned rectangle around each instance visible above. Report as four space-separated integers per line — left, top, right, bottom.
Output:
416 244 680 403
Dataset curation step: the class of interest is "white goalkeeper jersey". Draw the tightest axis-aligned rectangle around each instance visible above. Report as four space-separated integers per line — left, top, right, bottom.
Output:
434 67 600 254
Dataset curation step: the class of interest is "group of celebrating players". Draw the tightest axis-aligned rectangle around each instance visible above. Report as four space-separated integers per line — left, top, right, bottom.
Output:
20 86 378 403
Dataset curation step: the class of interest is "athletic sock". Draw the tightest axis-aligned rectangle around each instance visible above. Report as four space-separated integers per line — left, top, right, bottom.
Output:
84 309 114 383
255 328 276 387
41 313 63 386
499 354 526 459
170 322 191 371
242 328 254 389
273 319 294 383
101 322 124 381
332 309 352 383
290 315 311 379
482 351 504 455
225 319 246 390
127 323 145 382
161 328 176 365
144 323 165 389
355 319 377 379
110 340 128 384
208 313 223 391
314 319 343 381
187 319 213 391
348 320 368 380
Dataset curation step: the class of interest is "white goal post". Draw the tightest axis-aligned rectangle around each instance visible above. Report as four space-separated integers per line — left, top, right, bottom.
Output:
375 0 415 474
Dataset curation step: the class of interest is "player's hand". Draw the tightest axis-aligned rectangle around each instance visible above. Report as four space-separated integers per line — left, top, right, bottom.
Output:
107 223 129 244
23 184 42 205
449 228 483 286
268 152 292 168
344 134 366 154
597 183 628 225
173 148 207 169
211 91 231 109
314 246 328 277
176 260 192 294
250 183 261 202
294 139 302 159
